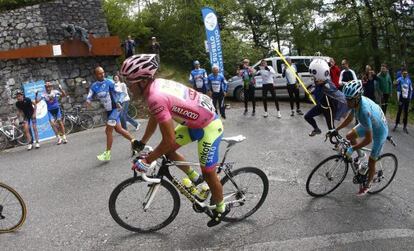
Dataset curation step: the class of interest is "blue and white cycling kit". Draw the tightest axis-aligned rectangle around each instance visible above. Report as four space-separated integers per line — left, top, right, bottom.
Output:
207 73 228 96
87 79 126 126
39 90 63 120
353 96 388 160
189 68 208 92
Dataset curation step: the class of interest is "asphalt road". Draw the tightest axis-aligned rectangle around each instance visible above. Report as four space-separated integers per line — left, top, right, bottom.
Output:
1 102 414 251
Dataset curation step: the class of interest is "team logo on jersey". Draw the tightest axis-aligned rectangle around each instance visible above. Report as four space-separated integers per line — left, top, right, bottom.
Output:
188 89 197 100
151 106 164 115
171 106 199 120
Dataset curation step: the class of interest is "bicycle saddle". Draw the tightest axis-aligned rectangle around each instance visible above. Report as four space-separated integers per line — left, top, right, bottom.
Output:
222 135 246 144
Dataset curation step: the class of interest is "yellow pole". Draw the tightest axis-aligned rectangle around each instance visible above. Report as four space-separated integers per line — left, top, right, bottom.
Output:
273 48 316 105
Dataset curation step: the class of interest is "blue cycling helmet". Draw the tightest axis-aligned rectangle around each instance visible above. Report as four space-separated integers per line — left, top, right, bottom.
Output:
343 80 363 99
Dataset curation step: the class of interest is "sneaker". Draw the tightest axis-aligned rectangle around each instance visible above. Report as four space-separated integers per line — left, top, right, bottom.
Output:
263 112 268 118
35 142 40 148
252 111 255 116
309 128 322 137
277 111 281 118
57 138 62 145
403 127 409 134
135 123 141 131
27 144 33 150
357 184 371 196
296 109 303 115
243 110 248 115
97 151 111 161
63 138 68 144
221 115 226 120
290 110 295 117
207 206 230 227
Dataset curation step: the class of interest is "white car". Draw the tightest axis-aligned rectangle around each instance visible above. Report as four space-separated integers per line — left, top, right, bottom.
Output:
227 56 330 101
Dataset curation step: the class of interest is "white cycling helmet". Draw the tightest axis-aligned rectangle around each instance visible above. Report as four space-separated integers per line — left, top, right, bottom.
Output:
343 80 364 99
120 54 159 84
309 58 330 81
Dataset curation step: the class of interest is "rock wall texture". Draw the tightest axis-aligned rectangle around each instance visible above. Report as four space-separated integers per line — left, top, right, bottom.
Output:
0 0 118 123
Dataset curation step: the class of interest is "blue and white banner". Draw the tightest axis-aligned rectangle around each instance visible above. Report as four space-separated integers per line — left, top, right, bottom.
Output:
201 7 224 74
23 80 55 142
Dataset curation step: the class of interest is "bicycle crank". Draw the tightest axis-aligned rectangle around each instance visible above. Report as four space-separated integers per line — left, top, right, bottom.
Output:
192 203 206 213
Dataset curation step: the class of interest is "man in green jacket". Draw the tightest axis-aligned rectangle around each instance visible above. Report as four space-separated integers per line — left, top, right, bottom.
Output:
377 63 393 115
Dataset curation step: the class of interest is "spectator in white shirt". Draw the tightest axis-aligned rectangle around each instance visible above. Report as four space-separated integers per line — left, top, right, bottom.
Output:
338 59 357 90
283 57 303 116
256 60 281 118
113 75 140 131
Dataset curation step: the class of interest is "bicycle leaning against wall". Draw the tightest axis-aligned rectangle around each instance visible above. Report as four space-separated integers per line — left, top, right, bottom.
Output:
0 116 30 151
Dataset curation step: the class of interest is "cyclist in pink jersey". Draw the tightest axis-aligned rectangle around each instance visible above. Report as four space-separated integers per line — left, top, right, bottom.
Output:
121 54 229 227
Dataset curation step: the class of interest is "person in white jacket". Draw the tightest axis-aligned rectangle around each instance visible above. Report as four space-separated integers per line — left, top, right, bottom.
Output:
256 60 281 118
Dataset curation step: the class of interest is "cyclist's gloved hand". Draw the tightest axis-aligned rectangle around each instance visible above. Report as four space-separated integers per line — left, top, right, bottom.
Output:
345 146 353 159
133 159 151 173
131 139 146 152
327 128 338 137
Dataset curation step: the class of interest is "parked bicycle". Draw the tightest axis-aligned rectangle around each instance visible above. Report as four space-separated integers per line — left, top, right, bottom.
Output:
306 134 397 197
127 102 138 119
0 116 30 151
62 105 95 135
0 182 27 233
109 135 269 232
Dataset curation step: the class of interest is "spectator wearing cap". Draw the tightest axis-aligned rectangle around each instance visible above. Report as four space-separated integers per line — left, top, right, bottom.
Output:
282 57 303 116
237 58 256 116
150 37 161 66
208 65 228 119
15 90 40 150
189 60 208 94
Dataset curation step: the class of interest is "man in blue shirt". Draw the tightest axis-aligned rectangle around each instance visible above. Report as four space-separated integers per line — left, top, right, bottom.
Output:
393 68 412 133
208 65 228 119
189 60 208 94
86 67 137 161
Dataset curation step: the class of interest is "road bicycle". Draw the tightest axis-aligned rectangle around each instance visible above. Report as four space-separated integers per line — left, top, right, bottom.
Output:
127 103 138 119
109 135 269 232
62 105 95 135
306 134 397 197
0 117 30 151
0 182 27 233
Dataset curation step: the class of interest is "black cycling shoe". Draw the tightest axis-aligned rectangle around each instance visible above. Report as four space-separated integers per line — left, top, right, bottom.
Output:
131 140 145 152
309 128 322 137
207 206 230 227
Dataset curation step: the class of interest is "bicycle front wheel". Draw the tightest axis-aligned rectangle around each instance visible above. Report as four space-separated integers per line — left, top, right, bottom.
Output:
64 117 74 135
221 167 269 223
109 177 180 233
0 132 9 151
306 155 348 197
79 114 95 130
0 183 27 233
369 153 398 194
15 127 29 146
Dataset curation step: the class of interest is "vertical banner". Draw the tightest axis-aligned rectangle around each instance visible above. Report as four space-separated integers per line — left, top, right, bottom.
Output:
201 7 224 74
23 80 55 142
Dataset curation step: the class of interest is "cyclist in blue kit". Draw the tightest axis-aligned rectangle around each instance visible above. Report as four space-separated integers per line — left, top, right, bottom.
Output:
329 80 388 196
208 65 228 119
189 60 208 94
86 67 137 161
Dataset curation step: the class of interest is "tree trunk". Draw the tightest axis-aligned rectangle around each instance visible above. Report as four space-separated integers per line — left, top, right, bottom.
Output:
270 2 282 53
363 0 381 70
350 0 367 67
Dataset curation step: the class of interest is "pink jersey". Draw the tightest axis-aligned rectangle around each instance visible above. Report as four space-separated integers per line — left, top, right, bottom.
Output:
146 79 216 128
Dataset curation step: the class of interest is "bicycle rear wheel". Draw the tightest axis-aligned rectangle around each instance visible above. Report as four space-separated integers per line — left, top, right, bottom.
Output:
109 176 180 233
63 116 74 135
306 155 348 197
79 114 95 130
0 183 27 233
0 132 8 151
221 167 269 222
128 104 138 119
368 153 398 194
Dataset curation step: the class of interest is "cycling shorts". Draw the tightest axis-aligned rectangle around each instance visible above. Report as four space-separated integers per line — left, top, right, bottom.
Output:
48 108 62 121
173 116 223 173
106 109 121 126
23 113 36 125
353 124 387 160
